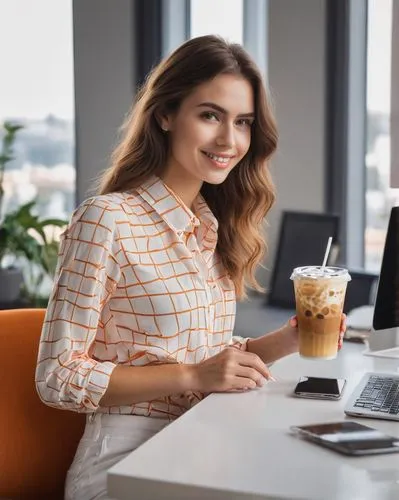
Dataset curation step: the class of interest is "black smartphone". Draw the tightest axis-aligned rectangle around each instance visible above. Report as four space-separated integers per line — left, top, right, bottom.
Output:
294 376 346 400
290 421 399 456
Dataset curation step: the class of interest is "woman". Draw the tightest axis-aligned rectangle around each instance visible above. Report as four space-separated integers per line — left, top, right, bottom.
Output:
36 35 345 499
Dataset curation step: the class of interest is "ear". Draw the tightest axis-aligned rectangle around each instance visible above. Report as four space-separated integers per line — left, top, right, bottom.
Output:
155 110 174 132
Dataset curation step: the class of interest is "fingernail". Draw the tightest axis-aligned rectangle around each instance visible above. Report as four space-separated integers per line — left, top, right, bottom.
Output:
268 376 277 382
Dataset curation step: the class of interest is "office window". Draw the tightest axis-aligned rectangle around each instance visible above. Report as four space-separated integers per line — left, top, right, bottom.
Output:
365 0 397 271
0 0 75 222
190 0 243 44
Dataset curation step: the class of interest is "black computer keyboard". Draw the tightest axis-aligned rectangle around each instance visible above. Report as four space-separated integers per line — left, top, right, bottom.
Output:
354 375 399 414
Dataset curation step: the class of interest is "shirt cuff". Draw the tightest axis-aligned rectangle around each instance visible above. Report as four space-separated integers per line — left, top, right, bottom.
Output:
83 361 117 411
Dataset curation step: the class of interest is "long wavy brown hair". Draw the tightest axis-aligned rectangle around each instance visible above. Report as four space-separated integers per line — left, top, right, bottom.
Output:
99 35 278 299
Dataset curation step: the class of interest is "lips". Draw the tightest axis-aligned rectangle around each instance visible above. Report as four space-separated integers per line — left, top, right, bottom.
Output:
202 151 235 161
201 152 231 169
201 151 236 169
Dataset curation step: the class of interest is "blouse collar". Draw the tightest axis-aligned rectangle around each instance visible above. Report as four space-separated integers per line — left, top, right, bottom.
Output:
136 176 218 239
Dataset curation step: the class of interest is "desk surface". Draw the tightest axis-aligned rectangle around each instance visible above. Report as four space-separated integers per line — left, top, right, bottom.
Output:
108 343 399 500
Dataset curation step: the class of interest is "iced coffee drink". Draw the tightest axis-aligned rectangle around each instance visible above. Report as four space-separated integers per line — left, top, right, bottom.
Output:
291 266 351 359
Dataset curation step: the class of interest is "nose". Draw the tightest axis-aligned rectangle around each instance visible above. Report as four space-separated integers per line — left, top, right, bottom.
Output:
216 123 235 148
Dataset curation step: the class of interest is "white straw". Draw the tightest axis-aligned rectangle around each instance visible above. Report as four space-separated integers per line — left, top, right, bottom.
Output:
321 236 333 271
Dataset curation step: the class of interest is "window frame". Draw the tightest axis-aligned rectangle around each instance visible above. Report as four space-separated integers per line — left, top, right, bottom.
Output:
325 0 368 269
243 0 268 79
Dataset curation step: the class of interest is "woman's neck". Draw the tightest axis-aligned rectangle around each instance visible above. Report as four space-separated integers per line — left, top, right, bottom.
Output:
160 169 202 212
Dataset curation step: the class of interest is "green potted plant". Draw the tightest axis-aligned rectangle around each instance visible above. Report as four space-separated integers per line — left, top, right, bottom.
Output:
0 121 67 306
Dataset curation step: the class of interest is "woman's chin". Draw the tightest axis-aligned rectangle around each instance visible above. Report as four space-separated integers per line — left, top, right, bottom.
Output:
200 169 232 185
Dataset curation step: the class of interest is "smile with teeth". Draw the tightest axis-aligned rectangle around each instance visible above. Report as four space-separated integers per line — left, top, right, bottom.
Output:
203 151 233 164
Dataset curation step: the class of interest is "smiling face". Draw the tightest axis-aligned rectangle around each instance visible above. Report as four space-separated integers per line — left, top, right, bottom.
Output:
160 73 254 207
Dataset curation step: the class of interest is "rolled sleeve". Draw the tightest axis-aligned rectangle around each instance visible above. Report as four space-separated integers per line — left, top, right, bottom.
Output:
81 360 117 410
35 198 121 413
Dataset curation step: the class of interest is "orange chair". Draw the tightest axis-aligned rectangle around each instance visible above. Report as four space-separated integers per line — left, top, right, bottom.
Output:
0 309 85 500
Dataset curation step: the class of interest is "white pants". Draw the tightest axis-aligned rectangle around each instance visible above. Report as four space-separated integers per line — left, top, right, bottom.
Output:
64 413 169 500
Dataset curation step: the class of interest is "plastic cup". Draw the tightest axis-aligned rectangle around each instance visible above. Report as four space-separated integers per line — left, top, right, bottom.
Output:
290 266 351 359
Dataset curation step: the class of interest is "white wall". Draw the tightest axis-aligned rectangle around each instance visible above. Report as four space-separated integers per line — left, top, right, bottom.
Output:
73 0 135 202
260 0 327 288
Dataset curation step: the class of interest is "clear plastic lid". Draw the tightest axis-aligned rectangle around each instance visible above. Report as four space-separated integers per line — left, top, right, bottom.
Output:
290 266 351 281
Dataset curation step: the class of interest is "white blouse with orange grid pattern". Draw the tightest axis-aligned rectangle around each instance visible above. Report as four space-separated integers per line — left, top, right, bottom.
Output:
36 176 248 420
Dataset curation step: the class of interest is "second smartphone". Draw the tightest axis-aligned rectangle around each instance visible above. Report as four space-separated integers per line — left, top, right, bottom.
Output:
294 376 347 400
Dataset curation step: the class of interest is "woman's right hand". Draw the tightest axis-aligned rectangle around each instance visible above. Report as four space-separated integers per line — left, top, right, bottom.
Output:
190 348 275 393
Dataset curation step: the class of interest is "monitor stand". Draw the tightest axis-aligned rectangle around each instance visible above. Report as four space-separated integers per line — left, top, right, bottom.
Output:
363 327 399 359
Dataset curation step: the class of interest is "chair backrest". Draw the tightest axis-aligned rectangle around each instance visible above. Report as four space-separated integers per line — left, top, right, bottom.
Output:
268 210 340 308
0 308 85 500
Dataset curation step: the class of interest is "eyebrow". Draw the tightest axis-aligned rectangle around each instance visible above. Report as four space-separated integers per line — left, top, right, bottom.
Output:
196 102 255 118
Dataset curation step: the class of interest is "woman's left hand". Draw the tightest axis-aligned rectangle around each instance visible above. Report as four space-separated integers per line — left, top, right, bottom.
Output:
283 313 347 351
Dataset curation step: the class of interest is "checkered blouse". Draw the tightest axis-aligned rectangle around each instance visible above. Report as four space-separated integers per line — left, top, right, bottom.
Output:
35 176 247 420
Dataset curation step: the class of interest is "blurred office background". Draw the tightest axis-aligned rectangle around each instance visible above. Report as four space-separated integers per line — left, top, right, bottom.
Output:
0 0 397 318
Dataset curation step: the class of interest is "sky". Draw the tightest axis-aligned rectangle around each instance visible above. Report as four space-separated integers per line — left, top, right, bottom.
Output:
0 0 74 120
0 0 392 120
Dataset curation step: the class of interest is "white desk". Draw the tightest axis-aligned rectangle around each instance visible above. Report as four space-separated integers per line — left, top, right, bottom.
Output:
108 343 399 500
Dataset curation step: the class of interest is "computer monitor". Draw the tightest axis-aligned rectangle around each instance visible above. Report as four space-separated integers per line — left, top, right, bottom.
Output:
367 206 399 358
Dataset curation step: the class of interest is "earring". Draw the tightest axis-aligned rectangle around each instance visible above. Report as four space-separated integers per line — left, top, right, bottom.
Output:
161 126 168 132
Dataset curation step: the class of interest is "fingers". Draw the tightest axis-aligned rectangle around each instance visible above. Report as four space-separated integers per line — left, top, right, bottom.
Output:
236 351 276 381
341 313 347 332
338 330 344 350
235 365 267 387
338 313 347 350
289 315 298 328
233 376 258 391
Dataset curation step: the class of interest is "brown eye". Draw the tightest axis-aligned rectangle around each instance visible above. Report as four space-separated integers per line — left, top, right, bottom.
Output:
236 118 253 128
201 111 219 121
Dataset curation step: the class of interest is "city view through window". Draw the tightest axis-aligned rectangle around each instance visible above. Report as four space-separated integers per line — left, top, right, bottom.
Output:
0 0 75 225
0 0 74 298
365 0 397 271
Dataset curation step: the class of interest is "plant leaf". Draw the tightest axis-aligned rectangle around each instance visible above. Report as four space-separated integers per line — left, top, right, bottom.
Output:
39 218 68 227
